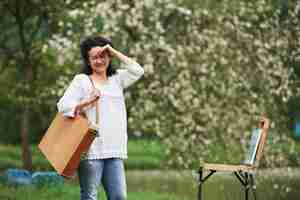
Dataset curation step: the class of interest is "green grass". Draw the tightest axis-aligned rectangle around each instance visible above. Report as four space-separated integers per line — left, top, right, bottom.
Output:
0 183 188 200
0 139 166 172
2 138 300 172
126 139 166 169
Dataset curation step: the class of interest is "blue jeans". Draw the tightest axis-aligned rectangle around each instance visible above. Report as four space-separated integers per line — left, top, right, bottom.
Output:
78 158 127 200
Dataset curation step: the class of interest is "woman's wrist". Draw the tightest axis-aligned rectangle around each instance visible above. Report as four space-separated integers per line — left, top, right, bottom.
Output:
105 44 134 65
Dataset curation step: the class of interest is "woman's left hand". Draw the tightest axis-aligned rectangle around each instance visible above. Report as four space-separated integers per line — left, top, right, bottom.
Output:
97 44 134 65
98 44 116 57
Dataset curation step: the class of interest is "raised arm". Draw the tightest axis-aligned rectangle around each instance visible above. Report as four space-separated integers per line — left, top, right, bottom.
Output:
102 45 144 88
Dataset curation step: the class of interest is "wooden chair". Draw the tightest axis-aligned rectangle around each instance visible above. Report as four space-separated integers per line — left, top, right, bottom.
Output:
197 117 270 200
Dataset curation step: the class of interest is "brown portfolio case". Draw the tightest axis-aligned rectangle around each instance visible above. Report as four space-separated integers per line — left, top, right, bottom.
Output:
38 112 97 178
39 76 99 178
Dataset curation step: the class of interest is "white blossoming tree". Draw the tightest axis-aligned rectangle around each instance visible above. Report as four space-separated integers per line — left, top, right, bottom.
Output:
49 0 300 168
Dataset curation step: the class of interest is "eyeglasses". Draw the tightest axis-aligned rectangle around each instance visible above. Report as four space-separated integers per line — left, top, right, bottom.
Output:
89 52 109 62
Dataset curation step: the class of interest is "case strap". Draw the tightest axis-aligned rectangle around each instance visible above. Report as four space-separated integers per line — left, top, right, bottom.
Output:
87 76 99 125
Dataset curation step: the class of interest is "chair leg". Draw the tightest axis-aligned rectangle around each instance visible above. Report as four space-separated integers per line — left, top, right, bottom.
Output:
197 168 216 200
245 173 259 200
244 172 249 200
245 186 250 200
198 168 203 200
234 171 252 200
250 174 257 200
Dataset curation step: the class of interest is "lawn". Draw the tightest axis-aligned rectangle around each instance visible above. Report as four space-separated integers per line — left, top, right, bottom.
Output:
0 182 189 200
0 139 184 199
2 137 300 172
0 139 166 172
1 139 300 200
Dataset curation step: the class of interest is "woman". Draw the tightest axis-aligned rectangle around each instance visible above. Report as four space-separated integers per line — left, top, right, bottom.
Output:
57 36 144 200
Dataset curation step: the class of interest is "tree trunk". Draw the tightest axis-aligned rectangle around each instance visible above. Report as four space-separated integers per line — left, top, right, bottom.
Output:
20 104 32 171
14 1 33 171
20 63 34 171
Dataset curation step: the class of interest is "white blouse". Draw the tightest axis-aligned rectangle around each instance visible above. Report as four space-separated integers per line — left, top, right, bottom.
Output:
57 61 144 160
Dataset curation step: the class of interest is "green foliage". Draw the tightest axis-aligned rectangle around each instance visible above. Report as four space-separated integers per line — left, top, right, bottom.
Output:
0 0 95 145
64 0 299 168
1 0 300 170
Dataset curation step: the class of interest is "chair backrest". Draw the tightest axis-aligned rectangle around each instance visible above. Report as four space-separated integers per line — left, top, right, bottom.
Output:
243 128 262 165
242 118 270 166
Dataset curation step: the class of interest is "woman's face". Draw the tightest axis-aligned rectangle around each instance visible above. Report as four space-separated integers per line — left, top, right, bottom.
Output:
88 46 110 74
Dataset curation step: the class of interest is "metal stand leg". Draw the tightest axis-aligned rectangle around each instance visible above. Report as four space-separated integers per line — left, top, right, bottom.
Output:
197 168 216 200
234 171 254 200
250 174 257 200
197 170 257 200
245 173 249 200
198 168 203 200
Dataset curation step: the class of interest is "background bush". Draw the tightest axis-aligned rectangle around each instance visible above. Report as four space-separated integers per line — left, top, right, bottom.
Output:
1 0 300 169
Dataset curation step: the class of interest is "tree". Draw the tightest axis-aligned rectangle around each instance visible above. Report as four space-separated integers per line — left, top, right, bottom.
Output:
64 0 298 168
2 0 298 170
0 0 93 171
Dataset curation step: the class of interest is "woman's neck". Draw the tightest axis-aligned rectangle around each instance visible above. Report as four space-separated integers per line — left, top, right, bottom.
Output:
91 71 108 83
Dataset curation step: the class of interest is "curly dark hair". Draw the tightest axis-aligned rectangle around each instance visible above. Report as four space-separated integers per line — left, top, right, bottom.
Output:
80 36 116 76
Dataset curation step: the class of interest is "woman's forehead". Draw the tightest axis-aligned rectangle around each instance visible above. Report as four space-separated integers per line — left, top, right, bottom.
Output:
89 46 102 56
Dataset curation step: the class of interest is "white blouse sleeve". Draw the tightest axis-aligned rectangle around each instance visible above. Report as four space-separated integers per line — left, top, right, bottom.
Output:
116 60 144 89
57 74 85 117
